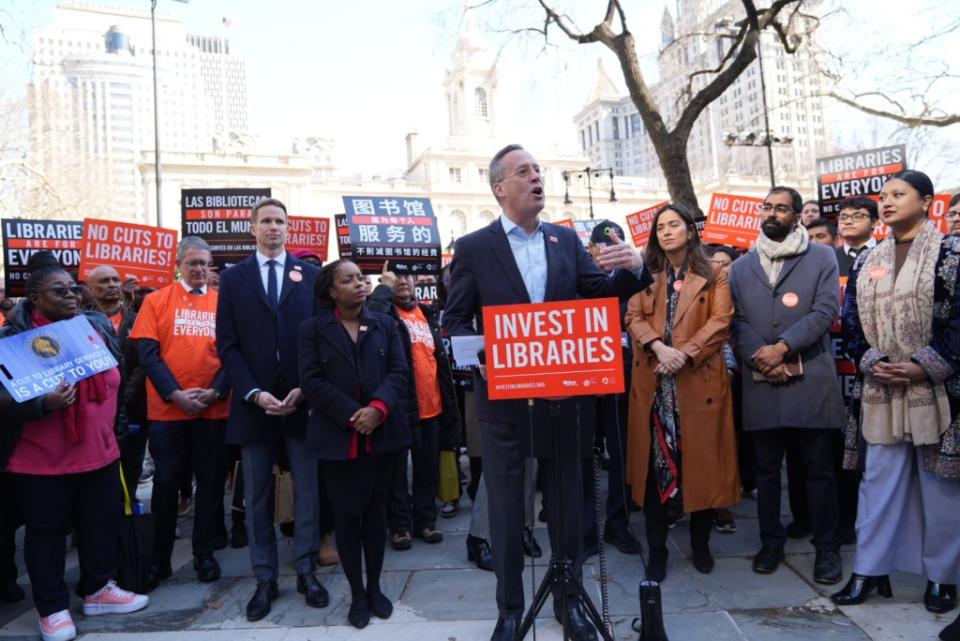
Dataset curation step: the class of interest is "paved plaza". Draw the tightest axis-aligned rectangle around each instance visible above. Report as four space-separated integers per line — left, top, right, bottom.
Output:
0 471 949 641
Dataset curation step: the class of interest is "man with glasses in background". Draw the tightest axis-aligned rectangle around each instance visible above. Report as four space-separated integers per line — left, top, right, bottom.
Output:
946 194 960 235
837 197 879 260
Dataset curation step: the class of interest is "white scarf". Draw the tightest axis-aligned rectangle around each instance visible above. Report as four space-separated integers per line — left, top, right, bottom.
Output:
754 224 809 286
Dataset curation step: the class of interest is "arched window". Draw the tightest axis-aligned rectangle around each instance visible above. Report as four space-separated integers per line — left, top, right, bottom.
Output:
474 87 488 118
478 210 496 226
449 210 467 237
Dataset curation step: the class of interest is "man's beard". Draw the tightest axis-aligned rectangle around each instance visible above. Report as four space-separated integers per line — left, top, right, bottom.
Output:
761 218 791 241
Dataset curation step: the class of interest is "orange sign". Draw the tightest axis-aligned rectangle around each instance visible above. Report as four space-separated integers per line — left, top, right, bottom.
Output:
700 193 766 249
867 193 952 240
286 216 330 262
554 218 574 229
80 219 177 288
482 298 625 400
625 202 668 247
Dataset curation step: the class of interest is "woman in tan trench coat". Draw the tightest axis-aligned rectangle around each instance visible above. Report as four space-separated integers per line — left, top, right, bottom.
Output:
625 202 740 582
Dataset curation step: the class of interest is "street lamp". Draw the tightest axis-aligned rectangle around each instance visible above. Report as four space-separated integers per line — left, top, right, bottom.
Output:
561 167 617 220
723 130 793 186
150 0 189 227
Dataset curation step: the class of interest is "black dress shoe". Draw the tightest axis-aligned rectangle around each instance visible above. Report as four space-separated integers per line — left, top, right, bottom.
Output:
193 554 221 583
146 561 173 591
553 602 599 641
926 581 958 614
752 545 785 574
0 580 25 603
467 535 494 571
786 520 811 539
813 550 842 585
491 615 520 641
646 547 668 582
941 611 960 641
603 526 642 555
522 527 543 558
246 580 278 621
230 522 248 549
297 573 330 608
830 573 892 605
347 594 370 629
367 588 393 619
692 544 714 574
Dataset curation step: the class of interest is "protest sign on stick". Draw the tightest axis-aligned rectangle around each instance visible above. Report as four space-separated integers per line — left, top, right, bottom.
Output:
700 193 765 249
342 196 441 274
2 220 82 296
181 188 271 271
80 219 176 288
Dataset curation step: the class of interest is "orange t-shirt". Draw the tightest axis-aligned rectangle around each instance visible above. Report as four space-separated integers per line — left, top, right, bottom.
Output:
129 284 229 421
106 308 123 335
396 305 442 420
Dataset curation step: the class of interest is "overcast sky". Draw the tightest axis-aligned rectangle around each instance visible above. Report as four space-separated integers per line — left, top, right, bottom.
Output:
2 0 958 187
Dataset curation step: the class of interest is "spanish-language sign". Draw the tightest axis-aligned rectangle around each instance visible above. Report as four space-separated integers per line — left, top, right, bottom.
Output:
181 188 271 271
0 315 118 402
816 145 907 218
482 297 624 400
342 196 441 274
334 214 352 259
625 201 668 247
573 219 599 247
700 193 766 249
286 216 330 263
3 220 82 296
79 219 177 288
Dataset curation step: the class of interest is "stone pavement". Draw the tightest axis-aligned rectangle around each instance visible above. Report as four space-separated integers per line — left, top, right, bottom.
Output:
0 471 952 641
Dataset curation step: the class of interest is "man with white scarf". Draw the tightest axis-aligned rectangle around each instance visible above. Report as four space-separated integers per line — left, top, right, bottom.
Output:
728 186 845 585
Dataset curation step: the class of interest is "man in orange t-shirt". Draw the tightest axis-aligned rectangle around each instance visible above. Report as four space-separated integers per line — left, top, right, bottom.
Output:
129 237 230 586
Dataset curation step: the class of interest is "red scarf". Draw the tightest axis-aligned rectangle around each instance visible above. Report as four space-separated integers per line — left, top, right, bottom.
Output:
32 310 108 444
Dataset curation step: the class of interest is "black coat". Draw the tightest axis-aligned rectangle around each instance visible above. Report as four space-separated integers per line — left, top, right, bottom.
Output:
367 284 462 450
298 306 411 460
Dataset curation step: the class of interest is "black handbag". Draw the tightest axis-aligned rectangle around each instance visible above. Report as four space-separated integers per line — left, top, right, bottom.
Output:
116 463 155 594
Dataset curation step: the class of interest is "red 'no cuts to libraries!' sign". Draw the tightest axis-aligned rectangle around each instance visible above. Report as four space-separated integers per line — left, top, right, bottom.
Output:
79 219 177 288
700 193 766 249
625 201 668 247
482 298 625 401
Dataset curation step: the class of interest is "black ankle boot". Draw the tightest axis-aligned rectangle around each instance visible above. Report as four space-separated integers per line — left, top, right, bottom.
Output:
830 573 892 605
646 547 668 582
926 581 958 614
691 544 714 574
941 611 960 641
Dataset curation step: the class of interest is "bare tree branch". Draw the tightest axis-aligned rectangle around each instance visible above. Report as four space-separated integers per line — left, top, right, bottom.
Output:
828 92 960 128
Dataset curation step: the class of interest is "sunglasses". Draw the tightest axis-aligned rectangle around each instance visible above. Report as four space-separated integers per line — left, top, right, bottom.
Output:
38 285 82 298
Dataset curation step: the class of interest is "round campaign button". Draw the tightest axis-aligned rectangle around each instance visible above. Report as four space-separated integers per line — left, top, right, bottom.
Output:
781 292 799 308
868 266 888 281
289 271 303 283
673 280 684 293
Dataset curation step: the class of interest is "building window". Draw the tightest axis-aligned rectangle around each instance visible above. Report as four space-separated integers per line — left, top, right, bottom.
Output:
630 114 641 137
581 129 586 151
449 167 462 183
475 87 488 118
479 210 496 224
478 167 489 183
594 121 600 142
450 210 467 236
612 117 620 140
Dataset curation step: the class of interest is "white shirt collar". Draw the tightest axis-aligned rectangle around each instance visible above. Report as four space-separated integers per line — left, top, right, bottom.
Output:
180 280 208 295
255 250 286 268
500 213 542 237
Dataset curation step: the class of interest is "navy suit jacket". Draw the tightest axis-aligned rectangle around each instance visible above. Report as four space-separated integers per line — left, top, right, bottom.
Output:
442 219 653 424
298 306 411 460
216 251 319 444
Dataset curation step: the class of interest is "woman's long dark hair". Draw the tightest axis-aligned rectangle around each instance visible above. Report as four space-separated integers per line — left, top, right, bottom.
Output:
314 258 351 309
643 203 715 287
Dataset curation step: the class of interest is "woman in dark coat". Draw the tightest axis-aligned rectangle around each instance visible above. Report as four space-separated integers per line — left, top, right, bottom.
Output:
298 259 410 629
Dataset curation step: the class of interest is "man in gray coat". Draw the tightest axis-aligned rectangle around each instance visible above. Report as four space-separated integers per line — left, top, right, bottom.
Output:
728 185 845 585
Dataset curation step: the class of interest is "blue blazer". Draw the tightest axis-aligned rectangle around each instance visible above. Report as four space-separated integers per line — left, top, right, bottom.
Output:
216 251 319 445
298 306 411 460
442 219 653 424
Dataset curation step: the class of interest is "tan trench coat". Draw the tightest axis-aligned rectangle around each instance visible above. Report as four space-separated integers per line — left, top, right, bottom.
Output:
625 270 740 512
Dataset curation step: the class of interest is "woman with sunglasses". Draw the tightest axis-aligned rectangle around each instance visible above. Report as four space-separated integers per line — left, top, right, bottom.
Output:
0 252 148 641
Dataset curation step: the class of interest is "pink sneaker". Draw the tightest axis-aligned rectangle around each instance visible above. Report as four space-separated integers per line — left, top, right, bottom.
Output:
82 580 149 616
39 609 76 641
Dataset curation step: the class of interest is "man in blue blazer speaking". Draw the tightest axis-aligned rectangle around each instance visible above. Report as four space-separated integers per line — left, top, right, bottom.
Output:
215 198 329 621
443 144 653 641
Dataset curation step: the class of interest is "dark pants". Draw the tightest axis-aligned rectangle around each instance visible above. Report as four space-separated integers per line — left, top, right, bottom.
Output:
0 474 20 584
642 454 712 551
481 418 584 619
117 423 149 499
786 432 860 536
599 394 630 533
753 428 840 552
387 416 441 533
10 460 121 616
731 375 756 492
149 419 226 564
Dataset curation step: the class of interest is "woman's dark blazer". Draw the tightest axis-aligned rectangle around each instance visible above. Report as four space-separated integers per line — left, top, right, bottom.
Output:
298 305 411 460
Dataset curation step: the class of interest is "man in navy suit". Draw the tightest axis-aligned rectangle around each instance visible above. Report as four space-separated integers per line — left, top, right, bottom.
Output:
443 145 653 641
216 198 329 621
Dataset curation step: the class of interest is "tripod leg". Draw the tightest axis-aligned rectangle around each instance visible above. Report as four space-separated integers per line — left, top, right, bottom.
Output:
519 563 558 638
572 574 615 641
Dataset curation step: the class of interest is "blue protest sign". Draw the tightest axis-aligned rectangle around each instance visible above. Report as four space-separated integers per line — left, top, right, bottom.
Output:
342 196 441 274
0 315 119 402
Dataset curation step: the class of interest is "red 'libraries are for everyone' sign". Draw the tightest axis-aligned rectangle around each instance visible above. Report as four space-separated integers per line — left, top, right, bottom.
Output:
700 193 766 249
482 298 625 401
80 219 177 288
625 201 668 247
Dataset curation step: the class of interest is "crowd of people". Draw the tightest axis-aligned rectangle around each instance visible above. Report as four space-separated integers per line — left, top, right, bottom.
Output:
0 144 959 641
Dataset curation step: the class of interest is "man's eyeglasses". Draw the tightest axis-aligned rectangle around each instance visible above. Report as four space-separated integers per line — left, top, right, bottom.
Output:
182 260 213 268
757 204 794 214
838 213 872 223
38 285 82 298
946 210 960 220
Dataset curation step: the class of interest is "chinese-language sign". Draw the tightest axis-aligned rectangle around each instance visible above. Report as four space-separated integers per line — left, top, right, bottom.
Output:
342 196 441 274
286 216 330 262
816 145 906 218
80 219 177 288
701 193 766 249
625 202 668 248
482 298 625 400
0 316 118 402
335 214 352 259
2 220 83 296
180 188 271 271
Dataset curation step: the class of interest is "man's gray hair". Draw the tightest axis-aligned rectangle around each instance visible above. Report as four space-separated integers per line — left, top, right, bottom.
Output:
488 144 525 198
177 235 212 262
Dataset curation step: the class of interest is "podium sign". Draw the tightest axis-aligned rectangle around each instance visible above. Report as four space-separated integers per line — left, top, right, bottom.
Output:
482 298 625 400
